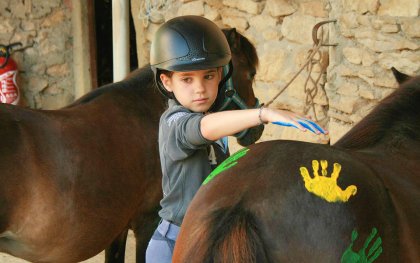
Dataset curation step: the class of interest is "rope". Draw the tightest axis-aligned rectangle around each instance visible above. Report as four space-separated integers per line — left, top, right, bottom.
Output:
264 40 323 108
302 36 329 121
137 0 172 27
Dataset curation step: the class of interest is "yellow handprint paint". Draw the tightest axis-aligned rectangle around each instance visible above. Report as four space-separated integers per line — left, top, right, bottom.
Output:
300 160 357 203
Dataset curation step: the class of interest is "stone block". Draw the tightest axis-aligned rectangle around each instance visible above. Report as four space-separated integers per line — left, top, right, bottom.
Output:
342 0 379 14
380 24 399 33
221 15 249 31
41 9 67 28
204 4 220 21
177 0 205 16
222 0 265 15
337 82 359 96
249 14 277 32
47 63 70 77
378 0 419 17
204 0 224 9
0 19 19 33
330 93 360 114
336 64 359 77
343 47 363 64
266 0 296 17
23 76 48 93
262 26 283 41
401 18 420 37
282 14 325 44
355 29 419 52
340 13 359 29
373 73 398 88
361 50 377 66
257 41 288 82
329 109 353 123
300 0 328 18
358 85 376 100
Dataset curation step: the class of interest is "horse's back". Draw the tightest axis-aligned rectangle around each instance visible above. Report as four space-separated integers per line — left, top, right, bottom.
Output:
175 140 400 262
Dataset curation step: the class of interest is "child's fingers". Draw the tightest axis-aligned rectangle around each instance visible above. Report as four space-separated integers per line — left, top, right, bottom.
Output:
299 118 328 134
272 115 329 135
272 121 298 129
297 119 317 133
272 120 307 132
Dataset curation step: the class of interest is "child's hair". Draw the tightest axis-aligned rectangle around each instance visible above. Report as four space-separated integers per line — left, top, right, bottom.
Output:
159 70 173 78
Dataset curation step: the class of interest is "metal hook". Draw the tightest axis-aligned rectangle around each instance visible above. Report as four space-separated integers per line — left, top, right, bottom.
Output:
312 19 338 46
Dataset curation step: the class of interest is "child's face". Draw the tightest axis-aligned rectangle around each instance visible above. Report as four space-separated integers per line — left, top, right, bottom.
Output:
160 68 221 112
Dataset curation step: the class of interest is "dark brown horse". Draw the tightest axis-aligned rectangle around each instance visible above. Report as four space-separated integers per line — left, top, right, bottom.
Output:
173 72 420 262
0 28 262 263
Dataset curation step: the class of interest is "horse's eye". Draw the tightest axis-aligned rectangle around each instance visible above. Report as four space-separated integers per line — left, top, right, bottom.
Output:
248 70 256 80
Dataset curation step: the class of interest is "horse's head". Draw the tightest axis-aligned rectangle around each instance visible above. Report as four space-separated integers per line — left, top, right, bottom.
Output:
221 28 264 146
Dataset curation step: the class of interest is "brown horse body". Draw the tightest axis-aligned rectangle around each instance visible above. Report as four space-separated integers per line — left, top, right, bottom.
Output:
173 76 420 262
0 29 262 262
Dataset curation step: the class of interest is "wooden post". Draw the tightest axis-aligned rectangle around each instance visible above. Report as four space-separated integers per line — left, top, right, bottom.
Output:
112 0 130 82
71 0 92 99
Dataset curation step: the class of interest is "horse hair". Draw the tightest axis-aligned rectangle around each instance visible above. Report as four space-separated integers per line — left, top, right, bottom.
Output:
195 203 271 263
223 28 259 70
334 76 420 150
65 65 155 108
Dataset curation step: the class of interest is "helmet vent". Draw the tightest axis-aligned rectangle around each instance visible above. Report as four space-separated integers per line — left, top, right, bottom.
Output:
178 48 205 61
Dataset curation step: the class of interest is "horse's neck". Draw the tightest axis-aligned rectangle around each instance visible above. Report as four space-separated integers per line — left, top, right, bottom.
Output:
66 68 160 109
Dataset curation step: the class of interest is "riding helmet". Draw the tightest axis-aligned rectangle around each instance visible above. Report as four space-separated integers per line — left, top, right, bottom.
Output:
150 15 232 99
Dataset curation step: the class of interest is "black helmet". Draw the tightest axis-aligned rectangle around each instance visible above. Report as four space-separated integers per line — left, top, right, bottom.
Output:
150 15 232 98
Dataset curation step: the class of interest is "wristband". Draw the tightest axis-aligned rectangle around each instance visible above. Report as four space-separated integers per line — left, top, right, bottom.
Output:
258 106 267 125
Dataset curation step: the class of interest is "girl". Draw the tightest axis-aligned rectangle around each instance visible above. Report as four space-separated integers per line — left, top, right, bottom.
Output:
145 15 327 262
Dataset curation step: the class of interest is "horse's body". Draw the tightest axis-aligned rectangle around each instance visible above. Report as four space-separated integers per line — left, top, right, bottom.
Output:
0 74 163 262
0 29 262 263
173 75 420 262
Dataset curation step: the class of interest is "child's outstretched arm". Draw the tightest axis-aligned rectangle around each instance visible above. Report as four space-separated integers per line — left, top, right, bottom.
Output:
200 107 328 141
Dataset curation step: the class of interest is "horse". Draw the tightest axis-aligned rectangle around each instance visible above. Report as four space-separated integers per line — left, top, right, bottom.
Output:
173 71 420 263
0 28 262 263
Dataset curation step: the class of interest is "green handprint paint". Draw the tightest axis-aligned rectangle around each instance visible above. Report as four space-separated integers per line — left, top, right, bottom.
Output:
341 227 383 263
202 147 249 185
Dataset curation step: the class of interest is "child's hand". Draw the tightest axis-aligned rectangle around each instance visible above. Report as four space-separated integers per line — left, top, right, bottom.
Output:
262 108 328 135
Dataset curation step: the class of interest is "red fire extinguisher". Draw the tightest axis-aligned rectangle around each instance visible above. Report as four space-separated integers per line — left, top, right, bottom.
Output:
0 43 22 105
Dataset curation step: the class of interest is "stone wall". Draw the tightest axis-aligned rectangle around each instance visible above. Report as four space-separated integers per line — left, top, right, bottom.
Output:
0 0 74 109
328 0 420 142
132 0 419 149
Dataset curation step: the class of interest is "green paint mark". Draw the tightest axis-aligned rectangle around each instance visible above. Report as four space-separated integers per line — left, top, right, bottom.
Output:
341 227 382 263
202 147 249 185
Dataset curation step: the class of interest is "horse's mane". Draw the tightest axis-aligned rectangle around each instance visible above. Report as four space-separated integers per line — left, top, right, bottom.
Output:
64 65 154 108
238 32 259 69
334 76 420 150
223 28 259 69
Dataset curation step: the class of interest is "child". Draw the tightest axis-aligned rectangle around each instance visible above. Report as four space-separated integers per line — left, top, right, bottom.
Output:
145 15 327 263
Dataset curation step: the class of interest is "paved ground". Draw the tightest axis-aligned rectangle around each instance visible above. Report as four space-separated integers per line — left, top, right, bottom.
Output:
0 231 137 263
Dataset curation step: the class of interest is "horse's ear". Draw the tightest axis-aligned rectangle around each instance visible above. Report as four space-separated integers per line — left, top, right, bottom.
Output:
391 67 411 85
224 28 240 52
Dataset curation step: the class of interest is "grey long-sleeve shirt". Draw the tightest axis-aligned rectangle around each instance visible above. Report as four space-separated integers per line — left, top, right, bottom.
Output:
158 99 228 226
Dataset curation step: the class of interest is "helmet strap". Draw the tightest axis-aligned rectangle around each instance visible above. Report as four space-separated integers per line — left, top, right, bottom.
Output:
219 61 233 90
